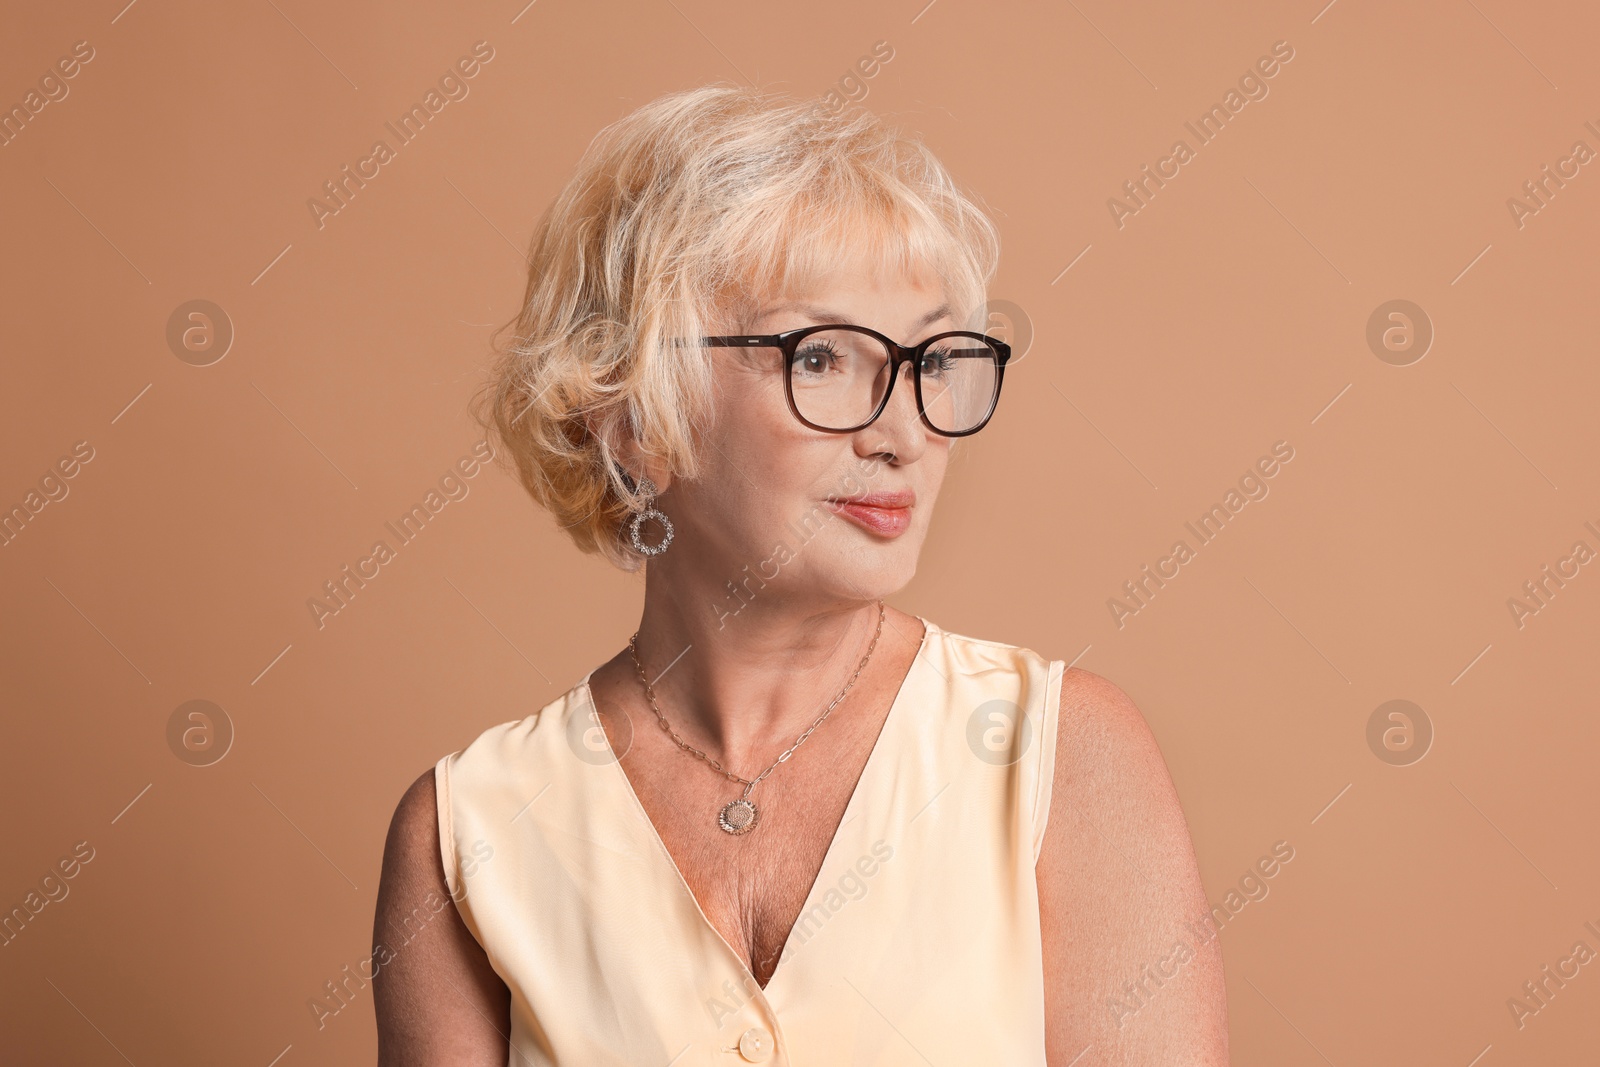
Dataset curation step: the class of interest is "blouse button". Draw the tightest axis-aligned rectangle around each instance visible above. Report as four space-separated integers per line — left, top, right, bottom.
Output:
737 1025 774 1062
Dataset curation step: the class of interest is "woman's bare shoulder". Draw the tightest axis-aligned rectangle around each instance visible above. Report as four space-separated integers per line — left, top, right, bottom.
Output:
384 767 441 866
1037 667 1229 1063
1040 666 1196 883
373 767 511 1066
1051 667 1168 792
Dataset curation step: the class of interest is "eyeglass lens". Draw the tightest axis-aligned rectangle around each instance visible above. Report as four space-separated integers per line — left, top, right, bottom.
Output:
788 329 999 433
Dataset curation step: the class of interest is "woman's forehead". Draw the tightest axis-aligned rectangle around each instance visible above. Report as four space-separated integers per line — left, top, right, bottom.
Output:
753 297 956 335
750 249 950 319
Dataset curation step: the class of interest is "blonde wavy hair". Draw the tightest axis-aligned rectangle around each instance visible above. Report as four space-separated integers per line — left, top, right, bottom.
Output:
470 83 1001 571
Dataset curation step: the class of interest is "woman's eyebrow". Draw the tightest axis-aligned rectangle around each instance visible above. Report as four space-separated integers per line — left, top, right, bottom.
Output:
912 303 954 331
759 302 848 325
758 302 954 332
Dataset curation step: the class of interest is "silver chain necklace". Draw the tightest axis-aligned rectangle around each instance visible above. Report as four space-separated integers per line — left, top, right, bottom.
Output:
627 600 885 836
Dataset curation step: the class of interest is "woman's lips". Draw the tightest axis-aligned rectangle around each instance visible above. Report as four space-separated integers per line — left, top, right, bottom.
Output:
826 497 914 538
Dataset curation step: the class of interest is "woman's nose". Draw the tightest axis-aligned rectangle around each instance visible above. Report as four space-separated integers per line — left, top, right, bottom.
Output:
862 359 927 456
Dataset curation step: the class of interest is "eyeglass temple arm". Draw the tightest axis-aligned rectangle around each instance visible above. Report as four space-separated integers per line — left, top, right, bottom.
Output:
666 336 782 348
700 336 781 347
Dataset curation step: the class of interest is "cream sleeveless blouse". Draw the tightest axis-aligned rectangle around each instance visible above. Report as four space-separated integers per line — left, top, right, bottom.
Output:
434 618 1066 1066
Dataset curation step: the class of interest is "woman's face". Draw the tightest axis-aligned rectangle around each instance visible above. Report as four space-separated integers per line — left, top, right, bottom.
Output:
656 255 957 612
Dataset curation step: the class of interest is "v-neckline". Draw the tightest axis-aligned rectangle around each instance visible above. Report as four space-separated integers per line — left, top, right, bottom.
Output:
577 616 934 996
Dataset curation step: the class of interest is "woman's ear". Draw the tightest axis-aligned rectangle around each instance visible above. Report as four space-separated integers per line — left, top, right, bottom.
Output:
588 413 672 496
625 455 674 495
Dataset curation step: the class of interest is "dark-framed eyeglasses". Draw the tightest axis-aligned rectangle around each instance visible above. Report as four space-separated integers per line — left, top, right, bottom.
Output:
688 324 1011 437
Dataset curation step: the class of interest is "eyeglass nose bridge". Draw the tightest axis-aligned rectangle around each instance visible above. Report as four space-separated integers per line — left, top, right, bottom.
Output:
873 340 924 415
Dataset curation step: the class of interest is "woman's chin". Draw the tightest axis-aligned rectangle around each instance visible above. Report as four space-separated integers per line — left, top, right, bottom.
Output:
801 548 920 603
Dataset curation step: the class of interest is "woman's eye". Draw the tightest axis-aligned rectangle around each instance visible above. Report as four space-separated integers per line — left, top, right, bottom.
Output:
793 344 840 374
922 348 956 375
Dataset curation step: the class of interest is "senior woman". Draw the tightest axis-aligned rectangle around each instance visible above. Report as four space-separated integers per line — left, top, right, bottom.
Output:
373 85 1227 1065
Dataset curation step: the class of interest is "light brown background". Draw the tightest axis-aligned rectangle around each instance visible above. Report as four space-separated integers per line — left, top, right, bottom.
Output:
3 0 1597 1063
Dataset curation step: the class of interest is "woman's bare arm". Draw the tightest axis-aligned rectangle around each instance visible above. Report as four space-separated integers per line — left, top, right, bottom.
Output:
1038 669 1230 1066
373 768 512 1066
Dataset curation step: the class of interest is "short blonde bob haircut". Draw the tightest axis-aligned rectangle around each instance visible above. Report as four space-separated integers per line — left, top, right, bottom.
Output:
471 83 1001 571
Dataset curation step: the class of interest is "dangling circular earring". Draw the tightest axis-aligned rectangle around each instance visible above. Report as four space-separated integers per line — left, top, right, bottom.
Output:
628 477 674 556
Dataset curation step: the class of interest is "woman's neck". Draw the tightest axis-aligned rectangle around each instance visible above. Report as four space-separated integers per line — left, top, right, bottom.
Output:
616 576 909 761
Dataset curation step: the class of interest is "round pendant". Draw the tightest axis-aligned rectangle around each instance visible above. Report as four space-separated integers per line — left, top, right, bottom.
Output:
718 798 759 835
